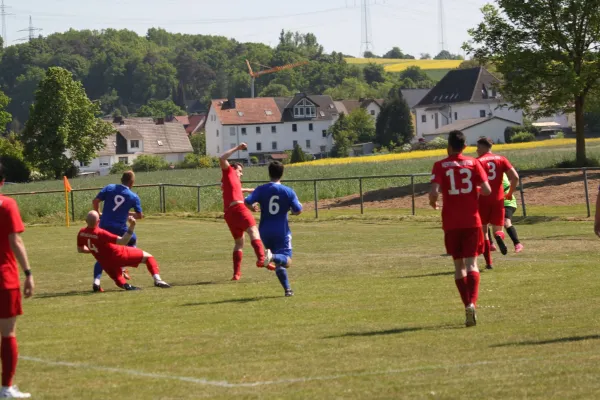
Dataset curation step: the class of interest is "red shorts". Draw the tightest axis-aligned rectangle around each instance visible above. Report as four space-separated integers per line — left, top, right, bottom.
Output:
444 228 484 260
0 289 22 319
479 201 505 226
101 247 145 283
224 203 256 239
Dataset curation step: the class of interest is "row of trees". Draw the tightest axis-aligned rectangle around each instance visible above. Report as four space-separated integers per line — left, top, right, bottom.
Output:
361 49 464 60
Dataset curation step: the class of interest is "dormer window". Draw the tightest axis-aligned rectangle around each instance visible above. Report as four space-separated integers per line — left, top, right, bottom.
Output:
130 140 140 149
294 99 316 118
157 140 164 146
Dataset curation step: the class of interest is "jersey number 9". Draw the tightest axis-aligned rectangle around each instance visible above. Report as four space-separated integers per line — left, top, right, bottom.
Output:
112 195 126 211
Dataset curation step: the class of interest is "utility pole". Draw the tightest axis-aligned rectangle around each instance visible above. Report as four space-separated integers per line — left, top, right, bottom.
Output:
17 16 42 42
438 0 446 52
360 0 373 57
0 0 13 47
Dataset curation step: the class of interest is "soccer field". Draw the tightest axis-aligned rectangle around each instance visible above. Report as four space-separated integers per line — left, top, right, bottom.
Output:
16 218 600 399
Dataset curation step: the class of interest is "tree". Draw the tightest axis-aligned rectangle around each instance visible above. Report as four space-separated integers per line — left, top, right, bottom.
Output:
328 113 355 157
347 108 376 143
420 53 431 60
399 66 430 83
189 132 206 155
137 99 186 118
324 77 376 100
259 83 293 97
363 51 378 58
434 50 464 60
464 0 600 166
363 63 386 85
0 90 11 134
22 67 115 178
383 47 414 59
290 143 307 163
375 87 414 147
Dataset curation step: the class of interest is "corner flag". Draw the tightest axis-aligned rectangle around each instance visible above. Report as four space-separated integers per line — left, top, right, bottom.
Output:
63 176 72 192
63 176 72 227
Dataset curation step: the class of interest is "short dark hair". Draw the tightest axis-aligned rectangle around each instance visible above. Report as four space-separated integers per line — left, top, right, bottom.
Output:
448 130 466 152
268 161 284 180
121 171 135 185
477 136 493 148
230 162 243 170
0 161 4 182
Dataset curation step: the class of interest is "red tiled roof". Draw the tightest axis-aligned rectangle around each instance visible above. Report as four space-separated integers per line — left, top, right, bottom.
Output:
174 115 190 125
186 114 206 134
212 98 282 125
270 153 289 160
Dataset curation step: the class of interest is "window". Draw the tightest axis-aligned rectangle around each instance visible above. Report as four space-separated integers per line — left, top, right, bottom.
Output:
271 126 276 133
230 127 236 136
256 126 261 134
217 146 220 153
322 130 327 138
118 157 128 164
272 141 278 150
306 140 311 149
293 140 298 147
265 110 273 116
454 112 458 120
320 145 326 152
421 115 426 123
480 110 486 118
370 110 376 116
130 140 140 149
309 123 314 131
256 142 262 151
237 111 244 117
299 107 305 116
320 111 325 117
292 124 297 132
230 143 237 149
157 140 164 146
216 129 219 137
241 127 247 135
100 162 109 167
293 99 316 118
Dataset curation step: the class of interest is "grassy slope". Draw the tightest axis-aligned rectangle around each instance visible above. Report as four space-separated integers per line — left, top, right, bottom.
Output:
17 218 600 399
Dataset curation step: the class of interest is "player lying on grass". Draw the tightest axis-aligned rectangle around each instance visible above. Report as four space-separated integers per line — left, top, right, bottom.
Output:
476 137 519 270
77 211 170 291
219 143 272 281
488 173 524 254
430 130 491 327
244 161 303 297
91 171 144 292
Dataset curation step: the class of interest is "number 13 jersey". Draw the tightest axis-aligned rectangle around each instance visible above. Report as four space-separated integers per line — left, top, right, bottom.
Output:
431 154 488 230
96 184 142 230
244 182 303 238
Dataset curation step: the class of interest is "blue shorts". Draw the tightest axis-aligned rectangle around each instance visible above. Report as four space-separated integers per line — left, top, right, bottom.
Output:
261 233 292 258
100 224 137 247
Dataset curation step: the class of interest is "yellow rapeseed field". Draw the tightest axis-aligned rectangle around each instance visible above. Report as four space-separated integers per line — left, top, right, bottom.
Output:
344 58 463 71
290 139 600 167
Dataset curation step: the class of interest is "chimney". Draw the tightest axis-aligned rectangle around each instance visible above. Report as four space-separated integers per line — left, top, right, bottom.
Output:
228 96 236 109
113 116 123 124
156 117 165 125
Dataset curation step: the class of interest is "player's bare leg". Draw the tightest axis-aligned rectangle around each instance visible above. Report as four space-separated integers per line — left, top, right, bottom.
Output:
505 217 523 253
232 236 244 281
492 224 508 255
246 226 272 268
464 256 480 327
0 318 30 398
482 225 493 270
140 252 170 288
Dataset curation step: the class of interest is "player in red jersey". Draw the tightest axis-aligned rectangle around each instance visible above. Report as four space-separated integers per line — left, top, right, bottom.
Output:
476 137 519 269
430 131 491 327
77 211 171 290
0 162 34 398
220 143 272 281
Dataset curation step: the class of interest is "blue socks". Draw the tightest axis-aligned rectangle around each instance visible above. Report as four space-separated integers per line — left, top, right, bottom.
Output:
275 266 290 290
272 254 288 266
93 262 103 281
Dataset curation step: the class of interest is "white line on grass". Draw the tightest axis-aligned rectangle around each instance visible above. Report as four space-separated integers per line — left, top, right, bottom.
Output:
20 351 599 388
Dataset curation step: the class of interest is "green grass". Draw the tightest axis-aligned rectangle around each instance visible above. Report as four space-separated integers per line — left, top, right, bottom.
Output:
6 142 600 224
16 217 600 399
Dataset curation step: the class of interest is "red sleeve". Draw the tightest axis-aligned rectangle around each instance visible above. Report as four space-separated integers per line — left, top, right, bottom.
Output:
77 231 85 247
99 230 119 245
431 162 443 185
474 160 488 186
5 200 24 235
503 156 514 172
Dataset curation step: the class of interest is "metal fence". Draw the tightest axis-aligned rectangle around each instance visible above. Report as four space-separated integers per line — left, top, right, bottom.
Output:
4 168 599 221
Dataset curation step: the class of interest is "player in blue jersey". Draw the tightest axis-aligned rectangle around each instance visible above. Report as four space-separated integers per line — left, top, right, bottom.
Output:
90 171 144 292
244 161 302 297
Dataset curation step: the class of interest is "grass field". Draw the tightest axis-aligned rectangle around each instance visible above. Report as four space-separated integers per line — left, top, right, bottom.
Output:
16 217 600 399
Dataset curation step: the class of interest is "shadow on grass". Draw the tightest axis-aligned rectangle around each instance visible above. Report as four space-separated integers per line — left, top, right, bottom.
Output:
325 325 462 339
399 271 454 279
512 216 560 225
168 281 219 288
35 290 100 299
182 295 281 306
491 334 600 348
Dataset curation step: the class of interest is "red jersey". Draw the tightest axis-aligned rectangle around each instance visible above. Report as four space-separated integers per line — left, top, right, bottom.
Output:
477 153 514 202
221 166 244 211
77 226 126 266
0 196 25 290
431 154 488 231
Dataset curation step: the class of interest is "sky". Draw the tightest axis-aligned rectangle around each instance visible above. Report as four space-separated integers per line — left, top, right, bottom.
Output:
1 0 491 57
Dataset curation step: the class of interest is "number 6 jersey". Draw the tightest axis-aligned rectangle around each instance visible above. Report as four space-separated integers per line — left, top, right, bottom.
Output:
431 154 488 230
96 184 142 230
244 182 303 238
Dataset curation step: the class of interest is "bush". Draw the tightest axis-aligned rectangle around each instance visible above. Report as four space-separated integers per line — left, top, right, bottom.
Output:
0 155 30 182
401 143 412 153
132 155 169 172
554 131 565 139
178 154 219 169
426 136 448 150
553 158 600 168
64 164 79 179
505 126 539 143
250 156 259 165
510 131 536 143
109 162 130 175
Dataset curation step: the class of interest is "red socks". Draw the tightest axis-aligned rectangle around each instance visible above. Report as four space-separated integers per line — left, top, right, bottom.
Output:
467 271 480 306
1 336 17 387
484 240 492 266
251 239 265 264
455 277 470 307
232 251 242 279
145 257 160 276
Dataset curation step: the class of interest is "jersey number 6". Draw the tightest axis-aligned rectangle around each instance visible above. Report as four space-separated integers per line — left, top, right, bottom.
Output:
269 195 280 215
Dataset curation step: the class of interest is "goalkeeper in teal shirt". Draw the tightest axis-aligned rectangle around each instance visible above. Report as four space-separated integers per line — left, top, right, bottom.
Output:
489 173 523 253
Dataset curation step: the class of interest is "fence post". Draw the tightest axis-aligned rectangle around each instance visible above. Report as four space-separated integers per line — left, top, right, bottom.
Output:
583 168 591 218
519 175 527 217
411 175 416 216
197 187 201 213
313 180 318 219
359 178 364 215
162 185 167 213
70 191 75 222
158 185 163 214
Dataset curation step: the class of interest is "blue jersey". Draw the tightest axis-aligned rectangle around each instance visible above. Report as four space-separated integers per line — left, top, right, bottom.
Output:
244 182 302 238
96 184 142 230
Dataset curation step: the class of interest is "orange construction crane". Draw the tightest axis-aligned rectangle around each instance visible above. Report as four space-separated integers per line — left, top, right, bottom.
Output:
246 59 309 98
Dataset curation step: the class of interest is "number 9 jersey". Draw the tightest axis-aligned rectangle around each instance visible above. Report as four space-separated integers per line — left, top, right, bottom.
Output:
96 184 142 230
431 154 488 230
244 182 302 238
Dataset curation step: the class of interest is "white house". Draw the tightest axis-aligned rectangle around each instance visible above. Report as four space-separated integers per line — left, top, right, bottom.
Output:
205 94 337 162
423 116 521 145
414 67 523 141
78 117 193 176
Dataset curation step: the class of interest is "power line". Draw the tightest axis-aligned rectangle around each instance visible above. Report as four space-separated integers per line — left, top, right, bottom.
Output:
16 15 41 42
360 0 373 56
439 0 446 52
0 0 14 47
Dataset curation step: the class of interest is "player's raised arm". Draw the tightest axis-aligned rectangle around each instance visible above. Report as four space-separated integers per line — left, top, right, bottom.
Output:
220 143 247 170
